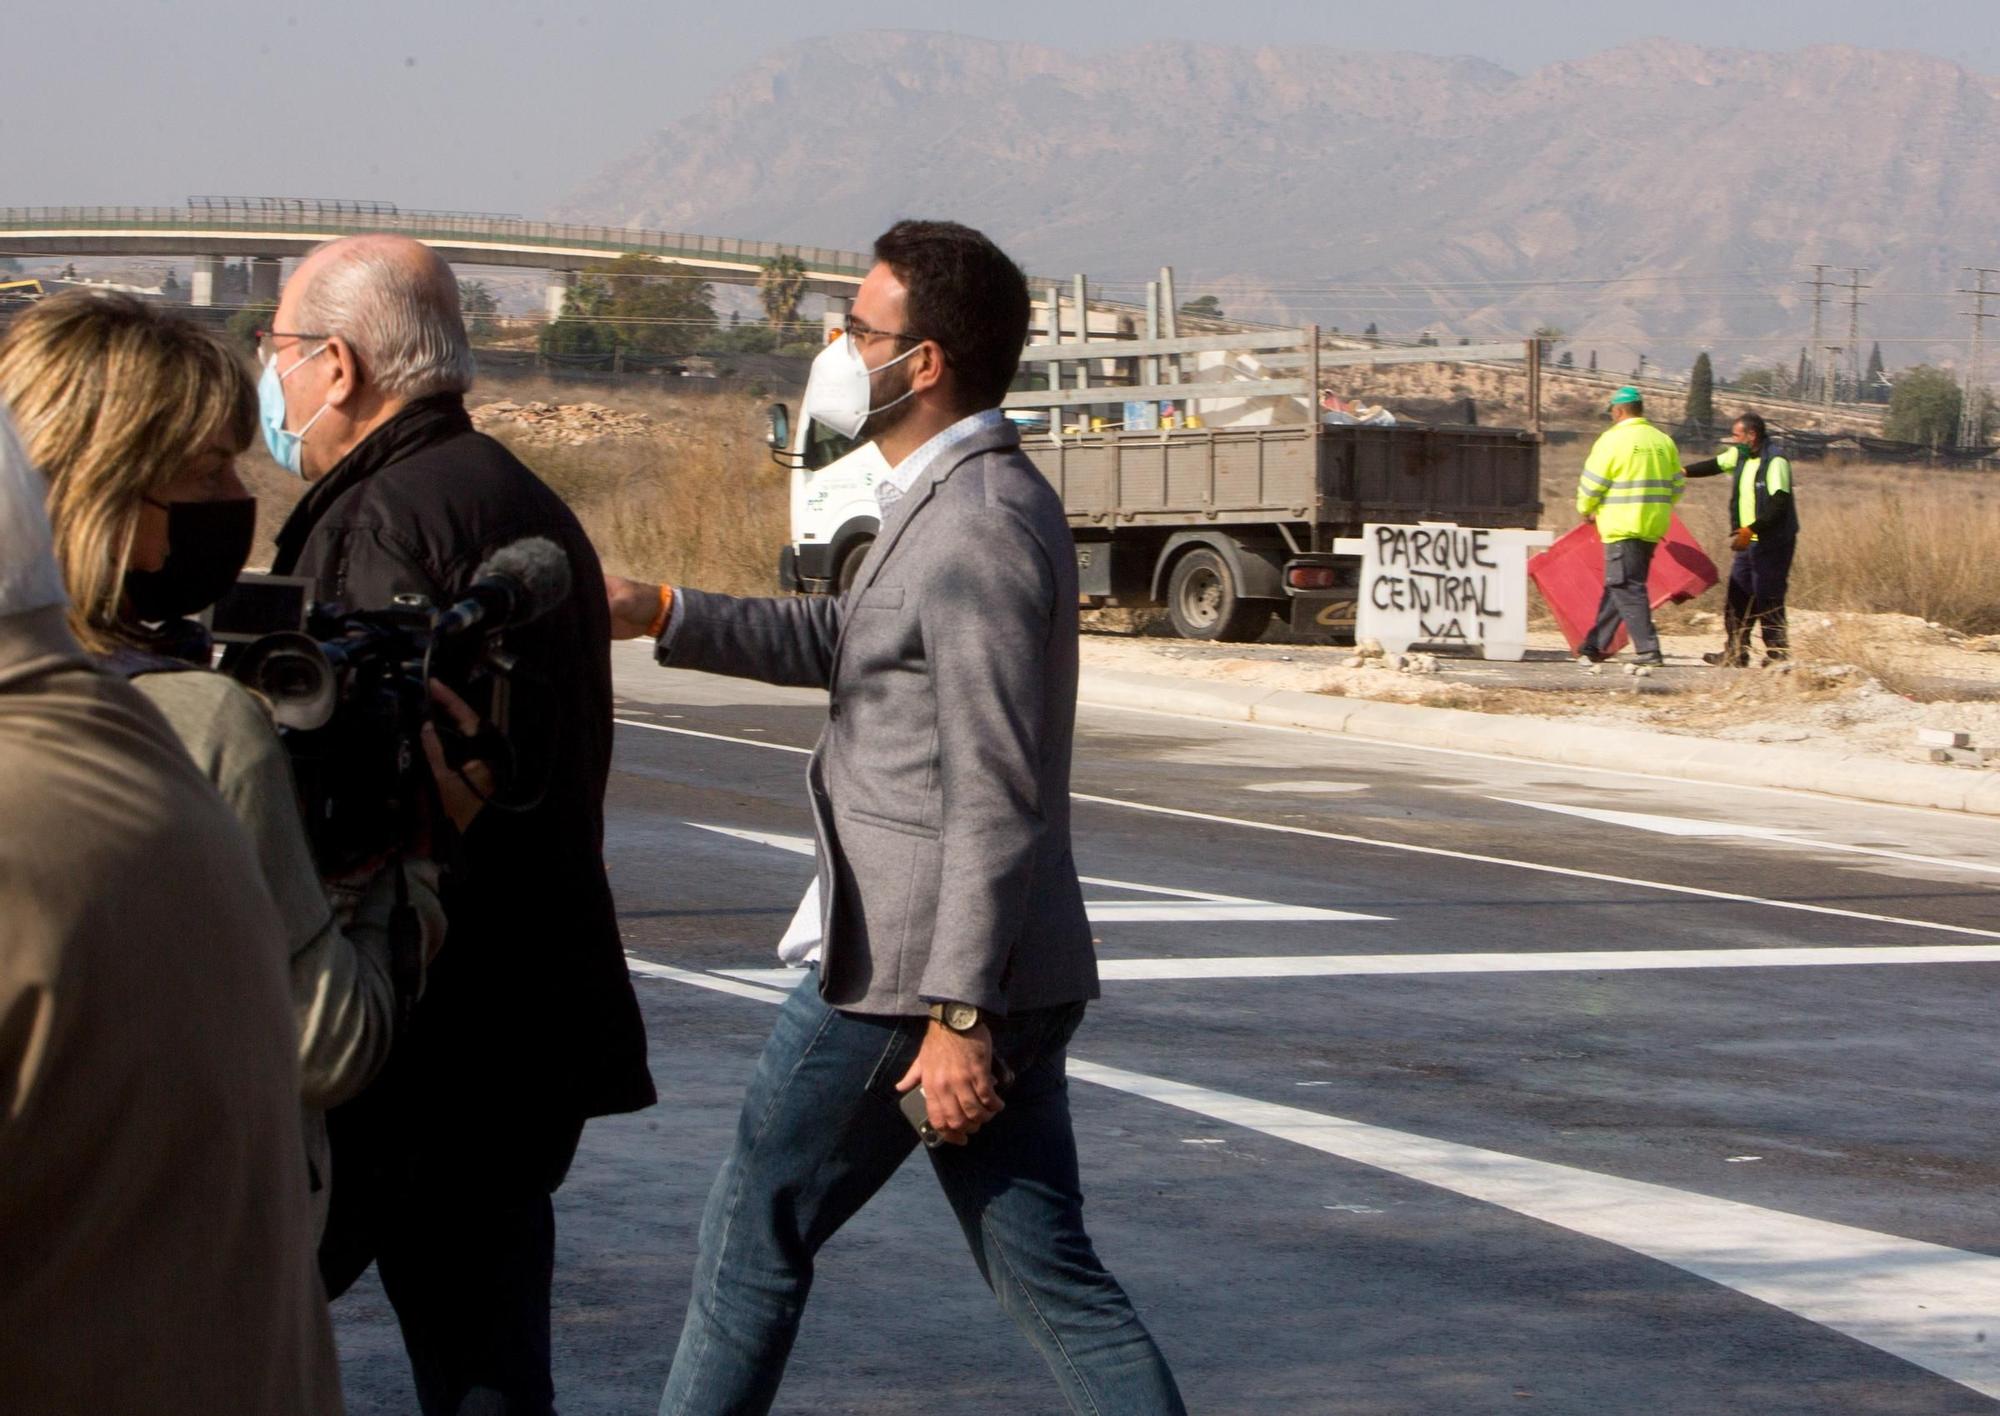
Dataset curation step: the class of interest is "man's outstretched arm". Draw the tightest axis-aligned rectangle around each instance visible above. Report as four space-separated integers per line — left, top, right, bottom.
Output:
606 574 845 689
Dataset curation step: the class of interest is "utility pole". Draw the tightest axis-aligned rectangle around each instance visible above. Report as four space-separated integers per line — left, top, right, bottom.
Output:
1843 268 1869 396
1803 264 1833 404
1957 268 1999 447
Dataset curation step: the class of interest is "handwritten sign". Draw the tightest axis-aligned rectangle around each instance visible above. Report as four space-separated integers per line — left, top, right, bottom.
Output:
1355 523 1550 661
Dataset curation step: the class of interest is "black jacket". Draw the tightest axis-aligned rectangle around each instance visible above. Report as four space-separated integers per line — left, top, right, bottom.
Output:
1684 442 1799 542
273 396 654 1133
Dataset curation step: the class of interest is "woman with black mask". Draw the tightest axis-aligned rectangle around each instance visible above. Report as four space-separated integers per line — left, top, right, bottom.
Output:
0 291 478 1243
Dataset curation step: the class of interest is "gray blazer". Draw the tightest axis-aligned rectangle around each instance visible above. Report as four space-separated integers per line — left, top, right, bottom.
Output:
664 419 1095 1018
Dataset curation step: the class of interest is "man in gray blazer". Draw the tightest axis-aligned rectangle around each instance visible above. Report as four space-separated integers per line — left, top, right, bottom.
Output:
608 220 1184 1415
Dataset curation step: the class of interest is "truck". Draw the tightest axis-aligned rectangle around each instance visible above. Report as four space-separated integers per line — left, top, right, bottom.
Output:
772 325 1545 641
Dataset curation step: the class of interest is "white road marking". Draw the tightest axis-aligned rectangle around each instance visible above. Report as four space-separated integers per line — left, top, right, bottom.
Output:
1067 792 2000 943
630 959 2000 1400
1495 797 2000 879
618 722 1999 943
1084 947 2000 979
1067 1058 2000 1401
1066 697 1986 822
1243 780 1370 794
616 717 811 754
625 956 799 1004
685 823 1387 924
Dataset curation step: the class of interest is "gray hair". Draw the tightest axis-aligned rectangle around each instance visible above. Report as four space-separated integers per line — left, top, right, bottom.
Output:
297 242 475 399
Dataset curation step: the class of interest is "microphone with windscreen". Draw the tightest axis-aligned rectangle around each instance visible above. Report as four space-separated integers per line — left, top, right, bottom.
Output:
434 537 572 638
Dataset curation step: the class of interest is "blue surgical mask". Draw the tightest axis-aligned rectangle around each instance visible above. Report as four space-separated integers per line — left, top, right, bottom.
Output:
258 343 331 478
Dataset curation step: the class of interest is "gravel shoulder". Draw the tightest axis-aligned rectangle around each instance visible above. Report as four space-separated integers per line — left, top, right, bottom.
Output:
1080 613 2000 771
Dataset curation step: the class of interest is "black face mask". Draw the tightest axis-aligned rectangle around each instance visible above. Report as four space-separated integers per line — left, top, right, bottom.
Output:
124 496 257 623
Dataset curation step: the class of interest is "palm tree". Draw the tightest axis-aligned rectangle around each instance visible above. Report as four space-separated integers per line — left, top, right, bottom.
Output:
757 255 808 331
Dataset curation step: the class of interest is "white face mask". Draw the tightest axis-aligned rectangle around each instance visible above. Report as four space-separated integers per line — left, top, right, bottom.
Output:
799 333 921 441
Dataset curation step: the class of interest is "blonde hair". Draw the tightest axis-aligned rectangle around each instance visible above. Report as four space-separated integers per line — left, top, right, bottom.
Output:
0 292 257 651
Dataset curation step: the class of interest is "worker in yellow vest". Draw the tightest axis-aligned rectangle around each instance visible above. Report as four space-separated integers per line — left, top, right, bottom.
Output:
1683 411 1798 666
1574 386 1683 666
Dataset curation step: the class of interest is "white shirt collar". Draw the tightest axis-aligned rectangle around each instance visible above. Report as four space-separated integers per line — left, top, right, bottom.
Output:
880 408 1010 500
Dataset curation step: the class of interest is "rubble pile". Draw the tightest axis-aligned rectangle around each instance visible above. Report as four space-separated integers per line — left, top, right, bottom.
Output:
470 400 657 446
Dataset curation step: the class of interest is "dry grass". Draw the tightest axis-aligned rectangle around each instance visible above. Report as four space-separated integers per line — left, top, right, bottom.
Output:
1541 447 2000 636
238 373 792 596
488 395 787 596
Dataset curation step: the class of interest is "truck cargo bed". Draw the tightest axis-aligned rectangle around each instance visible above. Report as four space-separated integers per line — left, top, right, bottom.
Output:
1024 422 1541 536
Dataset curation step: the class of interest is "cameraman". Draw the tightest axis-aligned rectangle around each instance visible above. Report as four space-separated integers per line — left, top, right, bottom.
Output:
264 235 653 1416
0 291 466 1243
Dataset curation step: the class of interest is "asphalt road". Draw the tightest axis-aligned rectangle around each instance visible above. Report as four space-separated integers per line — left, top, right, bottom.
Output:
337 642 2000 1415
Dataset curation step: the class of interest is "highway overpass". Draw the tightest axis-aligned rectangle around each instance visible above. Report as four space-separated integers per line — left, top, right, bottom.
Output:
0 198 872 314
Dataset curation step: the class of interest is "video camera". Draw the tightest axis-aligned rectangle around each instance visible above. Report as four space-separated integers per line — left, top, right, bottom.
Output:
208 538 572 873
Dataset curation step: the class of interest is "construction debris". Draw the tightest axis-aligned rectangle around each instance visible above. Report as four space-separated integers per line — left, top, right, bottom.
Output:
470 400 657 446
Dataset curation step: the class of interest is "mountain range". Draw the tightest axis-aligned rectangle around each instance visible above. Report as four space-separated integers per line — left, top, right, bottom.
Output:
561 32 2000 375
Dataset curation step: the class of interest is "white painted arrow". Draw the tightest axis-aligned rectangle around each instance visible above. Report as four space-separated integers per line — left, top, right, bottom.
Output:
685 822 1388 924
1493 798 2000 878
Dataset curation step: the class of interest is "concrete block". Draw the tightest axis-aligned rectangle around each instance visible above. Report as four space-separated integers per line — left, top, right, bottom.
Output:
1917 728 1972 749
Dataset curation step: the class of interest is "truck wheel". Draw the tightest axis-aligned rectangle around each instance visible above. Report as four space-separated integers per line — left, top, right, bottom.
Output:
834 536 875 594
1166 548 1274 642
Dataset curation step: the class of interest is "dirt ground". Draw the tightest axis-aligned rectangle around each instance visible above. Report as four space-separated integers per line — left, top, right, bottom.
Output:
1080 612 2000 770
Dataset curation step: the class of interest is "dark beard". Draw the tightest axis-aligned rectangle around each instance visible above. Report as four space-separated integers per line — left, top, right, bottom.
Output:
858 361 917 443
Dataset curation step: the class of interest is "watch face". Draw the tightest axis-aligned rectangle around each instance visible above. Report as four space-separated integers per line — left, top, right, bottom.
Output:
946 1003 980 1031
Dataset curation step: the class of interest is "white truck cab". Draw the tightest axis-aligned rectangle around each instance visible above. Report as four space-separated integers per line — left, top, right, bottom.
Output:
769 402 889 595
768 399 1048 595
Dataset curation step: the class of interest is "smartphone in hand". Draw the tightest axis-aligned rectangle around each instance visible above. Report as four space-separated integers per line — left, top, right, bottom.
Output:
899 1087 943 1148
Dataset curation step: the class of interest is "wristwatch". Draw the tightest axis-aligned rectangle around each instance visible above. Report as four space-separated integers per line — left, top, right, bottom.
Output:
928 1000 981 1033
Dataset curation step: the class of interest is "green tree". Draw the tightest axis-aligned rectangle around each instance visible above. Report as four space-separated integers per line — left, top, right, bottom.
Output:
1179 294 1225 321
1794 348 1810 398
460 280 501 340
1588 350 1598 372
757 254 808 331
1686 352 1715 429
594 253 715 357
538 275 618 361
1864 342 1887 402
1363 322 1379 345
1558 350 1574 368
225 301 276 356
161 268 180 296
1733 365 1786 395
1884 365 1970 447
1531 324 1565 361
540 256 718 360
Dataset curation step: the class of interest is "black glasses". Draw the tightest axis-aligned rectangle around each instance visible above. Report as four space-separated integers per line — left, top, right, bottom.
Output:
842 317 925 346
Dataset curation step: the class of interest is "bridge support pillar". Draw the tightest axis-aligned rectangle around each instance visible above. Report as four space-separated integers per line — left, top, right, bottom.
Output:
190 254 223 308
544 272 573 321
249 256 282 305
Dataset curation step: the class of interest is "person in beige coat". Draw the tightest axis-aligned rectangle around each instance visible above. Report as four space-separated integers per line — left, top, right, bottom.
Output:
0 292 470 1239
0 406 343 1414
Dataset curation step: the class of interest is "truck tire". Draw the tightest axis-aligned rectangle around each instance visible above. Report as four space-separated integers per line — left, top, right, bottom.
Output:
1165 548 1273 642
834 536 875 594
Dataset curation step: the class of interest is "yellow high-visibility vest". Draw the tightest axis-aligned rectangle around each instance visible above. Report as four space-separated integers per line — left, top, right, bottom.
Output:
1577 416 1684 542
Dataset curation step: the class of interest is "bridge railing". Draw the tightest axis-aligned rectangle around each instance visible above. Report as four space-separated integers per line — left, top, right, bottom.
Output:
0 206 876 276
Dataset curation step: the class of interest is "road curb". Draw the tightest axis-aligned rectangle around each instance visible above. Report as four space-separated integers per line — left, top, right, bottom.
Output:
1077 668 2000 817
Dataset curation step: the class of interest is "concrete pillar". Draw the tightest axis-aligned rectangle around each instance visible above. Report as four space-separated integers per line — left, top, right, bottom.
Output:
190 254 223 308
545 271 574 320
248 256 282 305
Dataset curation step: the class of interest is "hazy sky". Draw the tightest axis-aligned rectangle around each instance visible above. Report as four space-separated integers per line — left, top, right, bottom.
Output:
7 0 1998 217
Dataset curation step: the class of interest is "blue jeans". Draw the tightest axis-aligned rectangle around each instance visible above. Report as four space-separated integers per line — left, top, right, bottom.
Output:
659 973 1185 1416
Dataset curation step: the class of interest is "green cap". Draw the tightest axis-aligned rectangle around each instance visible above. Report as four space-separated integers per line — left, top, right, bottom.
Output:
1608 385 1643 408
